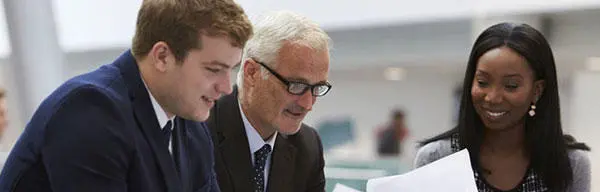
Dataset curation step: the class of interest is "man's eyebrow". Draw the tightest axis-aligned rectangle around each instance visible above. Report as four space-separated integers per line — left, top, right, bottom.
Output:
203 61 240 69
287 77 328 85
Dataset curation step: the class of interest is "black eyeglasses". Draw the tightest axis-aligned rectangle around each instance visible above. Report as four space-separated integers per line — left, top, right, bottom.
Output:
254 60 332 97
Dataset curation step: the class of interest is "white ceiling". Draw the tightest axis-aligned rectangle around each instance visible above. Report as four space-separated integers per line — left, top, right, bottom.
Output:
326 8 600 80
48 7 600 84
2 0 600 56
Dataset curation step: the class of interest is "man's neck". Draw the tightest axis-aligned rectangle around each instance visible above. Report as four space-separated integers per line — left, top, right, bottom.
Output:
139 62 175 119
240 101 276 141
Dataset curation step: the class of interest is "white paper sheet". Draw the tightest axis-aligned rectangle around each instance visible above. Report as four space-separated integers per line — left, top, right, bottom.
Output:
366 149 478 192
365 174 401 192
332 183 363 192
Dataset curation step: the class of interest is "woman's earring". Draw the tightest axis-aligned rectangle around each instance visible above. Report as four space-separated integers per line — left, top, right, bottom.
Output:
528 104 536 117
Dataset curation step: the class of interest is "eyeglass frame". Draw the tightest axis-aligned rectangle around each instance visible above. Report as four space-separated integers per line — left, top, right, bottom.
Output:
252 59 332 97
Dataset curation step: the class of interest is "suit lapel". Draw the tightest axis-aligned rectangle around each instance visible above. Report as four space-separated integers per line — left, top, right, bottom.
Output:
117 51 182 192
267 135 297 192
173 117 191 192
214 89 255 191
219 134 254 191
132 83 183 192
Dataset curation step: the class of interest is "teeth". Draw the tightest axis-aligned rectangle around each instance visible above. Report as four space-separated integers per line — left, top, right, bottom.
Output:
487 111 506 117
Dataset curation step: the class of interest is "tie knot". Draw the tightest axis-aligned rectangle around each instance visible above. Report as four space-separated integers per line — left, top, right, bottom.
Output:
163 120 172 131
162 120 173 146
254 144 271 159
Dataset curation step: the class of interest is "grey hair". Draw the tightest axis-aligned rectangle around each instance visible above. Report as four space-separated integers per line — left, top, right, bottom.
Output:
236 10 331 93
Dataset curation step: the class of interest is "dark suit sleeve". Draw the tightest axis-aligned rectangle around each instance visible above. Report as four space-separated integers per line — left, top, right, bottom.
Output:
41 87 131 192
202 123 221 192
306 129 326 192
209 159 221 192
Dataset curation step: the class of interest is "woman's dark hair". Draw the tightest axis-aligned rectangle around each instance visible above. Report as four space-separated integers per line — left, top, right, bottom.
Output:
420 22 589 191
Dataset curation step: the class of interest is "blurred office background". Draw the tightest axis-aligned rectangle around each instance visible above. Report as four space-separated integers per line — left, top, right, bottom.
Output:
0 0 599 191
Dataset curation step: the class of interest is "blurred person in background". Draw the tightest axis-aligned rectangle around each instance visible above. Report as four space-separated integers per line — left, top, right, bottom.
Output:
0 0 252 191
376 108 409 156
206 11 331 192
0 88 7 140
415 23 590 192
0 88 8 171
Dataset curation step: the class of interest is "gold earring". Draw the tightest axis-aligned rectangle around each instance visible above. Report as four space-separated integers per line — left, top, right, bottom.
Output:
528 104 536 117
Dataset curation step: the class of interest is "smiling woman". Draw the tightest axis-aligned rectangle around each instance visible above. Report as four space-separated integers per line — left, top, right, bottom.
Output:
414 22 591 192
470 46 544 132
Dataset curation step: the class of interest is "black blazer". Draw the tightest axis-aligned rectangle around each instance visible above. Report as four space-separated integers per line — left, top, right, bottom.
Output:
0 51 220 192
206 87 325 192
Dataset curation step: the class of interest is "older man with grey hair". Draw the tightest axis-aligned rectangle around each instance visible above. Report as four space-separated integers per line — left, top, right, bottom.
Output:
206 11 332 192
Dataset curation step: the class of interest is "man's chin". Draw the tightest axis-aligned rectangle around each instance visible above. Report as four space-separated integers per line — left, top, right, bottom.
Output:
180 110 209 122
276 124 302 136
197 112 210 122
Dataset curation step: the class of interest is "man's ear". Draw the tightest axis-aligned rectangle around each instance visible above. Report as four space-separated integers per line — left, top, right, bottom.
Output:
243 59 260 87
149 41 174 72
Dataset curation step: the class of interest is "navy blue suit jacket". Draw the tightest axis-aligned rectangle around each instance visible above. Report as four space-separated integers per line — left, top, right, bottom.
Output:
0 51 220 192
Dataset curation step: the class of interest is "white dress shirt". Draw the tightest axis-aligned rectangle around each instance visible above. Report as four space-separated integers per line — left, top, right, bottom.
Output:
239 103 277 190
142 79 175 153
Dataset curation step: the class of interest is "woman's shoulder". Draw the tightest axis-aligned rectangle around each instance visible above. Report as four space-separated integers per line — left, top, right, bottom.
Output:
414 139 454 168
567 149 590 172
566 149 591 192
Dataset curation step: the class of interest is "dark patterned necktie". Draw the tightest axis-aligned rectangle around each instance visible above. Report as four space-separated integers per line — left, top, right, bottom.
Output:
162 120 172 149
252 144 272 192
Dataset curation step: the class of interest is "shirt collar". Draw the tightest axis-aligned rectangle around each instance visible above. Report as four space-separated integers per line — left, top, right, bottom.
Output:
142 77 175 130
238 102 277 153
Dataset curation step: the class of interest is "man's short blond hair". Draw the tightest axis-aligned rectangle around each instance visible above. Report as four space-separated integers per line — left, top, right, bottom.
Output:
132 0 253 61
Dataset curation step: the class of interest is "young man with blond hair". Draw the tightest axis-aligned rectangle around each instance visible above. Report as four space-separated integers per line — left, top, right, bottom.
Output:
0 0 252 191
